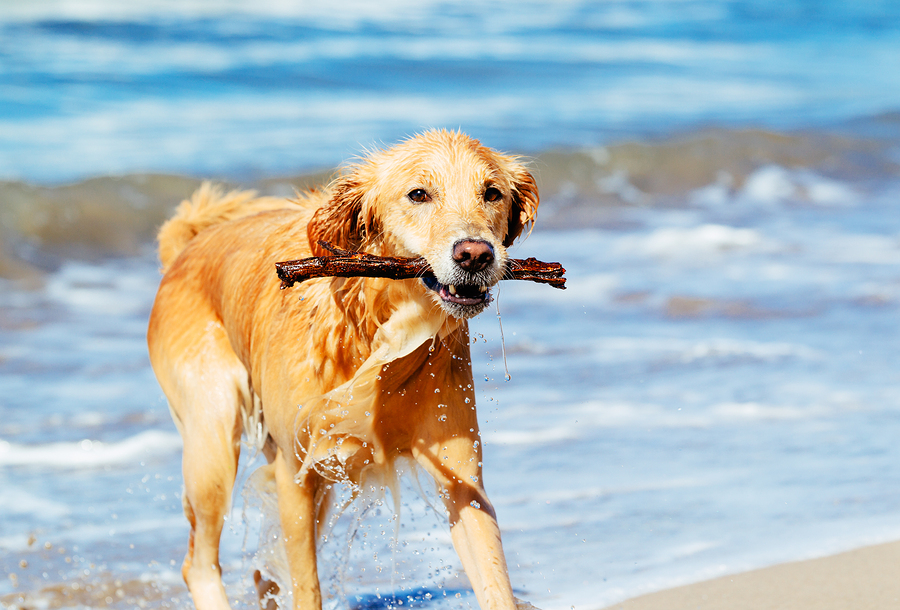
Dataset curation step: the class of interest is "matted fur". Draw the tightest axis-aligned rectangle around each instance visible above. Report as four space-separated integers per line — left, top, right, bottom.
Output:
147 130 540 610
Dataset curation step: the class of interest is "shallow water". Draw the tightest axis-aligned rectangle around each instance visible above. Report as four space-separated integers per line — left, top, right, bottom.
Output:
3 168 900 609
3 1 900 609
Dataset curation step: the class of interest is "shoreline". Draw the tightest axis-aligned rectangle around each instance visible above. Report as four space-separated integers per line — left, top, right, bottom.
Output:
600 540 900 610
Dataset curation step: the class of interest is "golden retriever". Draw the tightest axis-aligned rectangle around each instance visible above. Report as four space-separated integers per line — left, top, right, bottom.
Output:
147 130 540 610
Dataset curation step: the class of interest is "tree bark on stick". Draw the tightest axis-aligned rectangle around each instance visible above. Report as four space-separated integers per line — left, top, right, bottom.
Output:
275 241 566 290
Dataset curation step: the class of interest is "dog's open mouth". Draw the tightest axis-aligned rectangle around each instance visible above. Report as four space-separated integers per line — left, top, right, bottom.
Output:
422 276 490 306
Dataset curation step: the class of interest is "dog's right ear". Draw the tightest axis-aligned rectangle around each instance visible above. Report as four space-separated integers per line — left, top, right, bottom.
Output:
307 175 374 257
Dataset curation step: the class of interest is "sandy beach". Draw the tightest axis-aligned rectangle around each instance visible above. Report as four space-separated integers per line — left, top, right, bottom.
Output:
601 540 900 610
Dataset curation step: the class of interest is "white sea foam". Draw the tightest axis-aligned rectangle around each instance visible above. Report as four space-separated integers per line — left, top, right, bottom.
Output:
709 401 830 421
44 260 159 316
0 430 181 469
14 32 765 72
740 165 798 205
666 338 823 364
0 485 70 518
797 172 858 206
582 336 823 365
483 395 835 442
502 477 713 508
486 426 581 446
502 272 618 308
615 224 777 259
690 165 859 209
739 165 859 207
1 93 566 180
0 0 524 23
812 233 900 265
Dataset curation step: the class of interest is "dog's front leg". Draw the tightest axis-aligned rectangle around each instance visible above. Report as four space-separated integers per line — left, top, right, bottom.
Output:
402 336 517 610
448 470 517 610
413 436 517 610
273 447 323 610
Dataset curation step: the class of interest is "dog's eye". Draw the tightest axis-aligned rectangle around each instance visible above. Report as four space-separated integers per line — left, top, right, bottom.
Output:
483 187 503 203
407 188 430 203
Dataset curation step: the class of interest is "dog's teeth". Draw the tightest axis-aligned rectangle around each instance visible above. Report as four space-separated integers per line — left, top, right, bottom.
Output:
448 284 457 295
479 286 487 293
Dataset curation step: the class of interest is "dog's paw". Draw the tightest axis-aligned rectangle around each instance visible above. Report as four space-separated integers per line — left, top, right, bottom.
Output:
515 598 543 610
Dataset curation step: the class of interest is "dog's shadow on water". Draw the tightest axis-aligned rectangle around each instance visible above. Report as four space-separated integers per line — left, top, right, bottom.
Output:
349 588 473 609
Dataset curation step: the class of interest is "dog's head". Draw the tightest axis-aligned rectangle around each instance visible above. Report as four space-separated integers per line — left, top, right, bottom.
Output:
308 130 539 319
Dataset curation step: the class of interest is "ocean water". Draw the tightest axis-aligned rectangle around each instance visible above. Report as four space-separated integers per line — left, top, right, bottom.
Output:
2 2 900 610
2 0 900 182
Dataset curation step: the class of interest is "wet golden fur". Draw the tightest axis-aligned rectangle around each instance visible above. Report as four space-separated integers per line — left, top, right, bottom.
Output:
147 130 539 610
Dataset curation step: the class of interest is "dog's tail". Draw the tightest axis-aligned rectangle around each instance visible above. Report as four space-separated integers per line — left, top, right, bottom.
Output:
157 182 287 272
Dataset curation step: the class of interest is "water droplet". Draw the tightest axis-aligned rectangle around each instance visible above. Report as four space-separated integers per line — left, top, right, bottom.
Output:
469 500 480 508
438 414 448 422
434 388 440 393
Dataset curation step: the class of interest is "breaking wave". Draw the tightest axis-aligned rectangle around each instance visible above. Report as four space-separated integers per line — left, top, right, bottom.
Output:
0 430 182 469
1 122 898 280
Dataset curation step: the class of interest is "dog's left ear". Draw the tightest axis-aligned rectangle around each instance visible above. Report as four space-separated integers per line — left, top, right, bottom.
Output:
503 162 540 248
307 174 377 257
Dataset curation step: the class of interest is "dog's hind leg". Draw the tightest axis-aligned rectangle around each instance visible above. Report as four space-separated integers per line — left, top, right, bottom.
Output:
178 400 242 610
252 437 282 610
150 318 248 610
272 448 323 610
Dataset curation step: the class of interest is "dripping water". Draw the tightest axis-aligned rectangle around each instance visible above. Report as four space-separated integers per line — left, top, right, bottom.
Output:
494 286 511 382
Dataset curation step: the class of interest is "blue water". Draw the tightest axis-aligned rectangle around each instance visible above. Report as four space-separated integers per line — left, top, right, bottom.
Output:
2 2 900 610
2 1 900 182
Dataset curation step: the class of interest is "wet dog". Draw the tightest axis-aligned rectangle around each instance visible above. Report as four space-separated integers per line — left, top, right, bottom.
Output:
147 130 539 610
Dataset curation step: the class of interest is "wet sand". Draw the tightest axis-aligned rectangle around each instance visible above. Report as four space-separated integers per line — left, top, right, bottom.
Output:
601 540 900 610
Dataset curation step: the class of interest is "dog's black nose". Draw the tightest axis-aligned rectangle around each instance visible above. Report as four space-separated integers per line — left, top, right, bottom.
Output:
452 240 495 273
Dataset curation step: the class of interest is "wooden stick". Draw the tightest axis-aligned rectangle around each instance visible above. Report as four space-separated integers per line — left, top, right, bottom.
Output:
275 241 567 290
